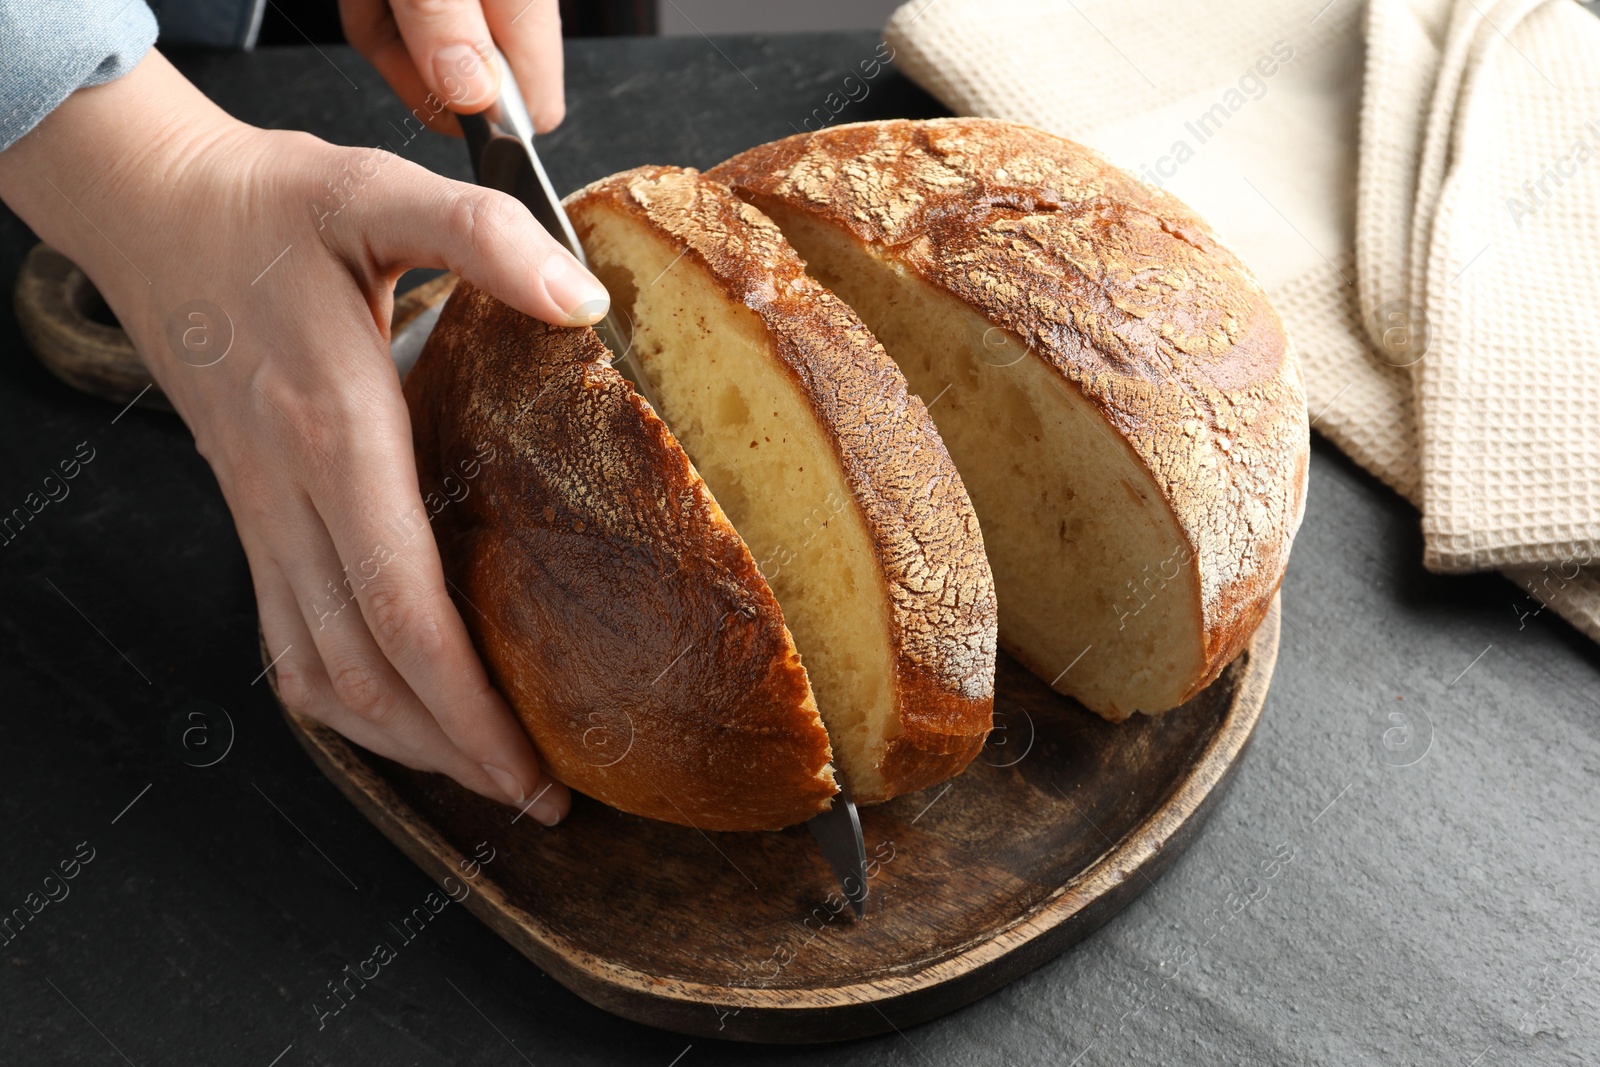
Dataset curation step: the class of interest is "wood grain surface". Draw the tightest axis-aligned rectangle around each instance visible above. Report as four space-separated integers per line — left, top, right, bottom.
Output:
278 598 1279 1043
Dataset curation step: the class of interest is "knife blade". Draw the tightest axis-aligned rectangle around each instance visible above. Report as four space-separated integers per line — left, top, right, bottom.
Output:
455 57 650 407
808 774 869 917
457 53 869 916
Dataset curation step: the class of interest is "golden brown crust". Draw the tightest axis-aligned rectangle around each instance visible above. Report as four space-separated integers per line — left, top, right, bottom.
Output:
405 281 835 831
710 119 1310 698
568 166 998 801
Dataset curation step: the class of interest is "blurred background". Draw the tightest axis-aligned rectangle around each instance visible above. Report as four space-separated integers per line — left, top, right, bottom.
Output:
256 0 907 42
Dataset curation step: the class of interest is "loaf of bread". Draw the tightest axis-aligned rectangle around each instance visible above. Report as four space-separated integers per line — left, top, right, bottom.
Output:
406 285 836 831
565 166 997 804
711 118 1309 720
406 167 997 827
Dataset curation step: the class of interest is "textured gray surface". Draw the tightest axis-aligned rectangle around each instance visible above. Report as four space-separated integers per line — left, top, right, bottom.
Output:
658 0 905 36
0 31 1596 1067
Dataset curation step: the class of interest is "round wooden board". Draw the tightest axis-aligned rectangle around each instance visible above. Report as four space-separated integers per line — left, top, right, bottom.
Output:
278 597 1279 1044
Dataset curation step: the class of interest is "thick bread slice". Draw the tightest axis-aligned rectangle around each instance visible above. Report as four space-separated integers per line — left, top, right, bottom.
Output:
566 166 997 805
711 118 1310 720
405 282 835 831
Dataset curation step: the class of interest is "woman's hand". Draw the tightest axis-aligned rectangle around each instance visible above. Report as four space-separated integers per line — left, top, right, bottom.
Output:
0 51 604 822
340 0 564 135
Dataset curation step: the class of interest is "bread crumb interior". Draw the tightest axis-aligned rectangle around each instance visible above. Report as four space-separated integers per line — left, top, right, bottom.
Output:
762 206 1206 717
582 208 898 797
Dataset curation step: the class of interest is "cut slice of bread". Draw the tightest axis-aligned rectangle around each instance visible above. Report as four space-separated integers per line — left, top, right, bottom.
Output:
406 284 835 831
711 118 1310 720
566 166 997 805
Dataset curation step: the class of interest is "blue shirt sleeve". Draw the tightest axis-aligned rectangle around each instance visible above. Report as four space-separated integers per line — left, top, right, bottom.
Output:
0 0 266 152
0 0 160 151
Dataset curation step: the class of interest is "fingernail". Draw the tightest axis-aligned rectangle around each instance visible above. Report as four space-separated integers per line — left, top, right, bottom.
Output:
480 763 525 806
527 790 565 827
434 43 496 109
543 251 610 326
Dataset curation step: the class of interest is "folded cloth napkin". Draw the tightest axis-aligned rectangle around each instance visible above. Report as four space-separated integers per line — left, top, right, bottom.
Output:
883 0 1600 644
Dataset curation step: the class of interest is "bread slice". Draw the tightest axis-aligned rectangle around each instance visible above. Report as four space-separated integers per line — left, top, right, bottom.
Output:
711 118 1309 720
565 166 997 804
405 284 835 831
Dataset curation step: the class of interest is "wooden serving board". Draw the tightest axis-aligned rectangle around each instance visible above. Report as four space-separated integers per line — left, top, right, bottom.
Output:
17 241 1280 1043
280 600 1277 1043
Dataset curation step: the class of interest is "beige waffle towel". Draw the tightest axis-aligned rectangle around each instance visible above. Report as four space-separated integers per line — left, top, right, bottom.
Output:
883 0 1600 643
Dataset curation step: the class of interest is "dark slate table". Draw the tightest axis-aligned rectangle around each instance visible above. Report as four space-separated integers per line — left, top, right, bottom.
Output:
2 31 1597 1067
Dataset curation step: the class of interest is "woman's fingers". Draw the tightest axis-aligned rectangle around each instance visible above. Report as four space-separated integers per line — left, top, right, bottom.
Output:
384 0 501 112
268 482 571 825
487 0 565 132
327 159 608 326
338 0 462 135
251 545 437 771
241 479 520 799
340 1 567 136
269 362 570 824
232 359 570 824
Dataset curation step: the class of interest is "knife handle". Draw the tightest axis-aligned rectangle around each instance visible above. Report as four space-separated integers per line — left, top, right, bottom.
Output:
457 53 588 266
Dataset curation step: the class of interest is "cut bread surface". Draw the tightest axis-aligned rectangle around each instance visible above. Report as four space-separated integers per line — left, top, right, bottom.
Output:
763 211 1205 715
568 166 997 803
711 118 1309 719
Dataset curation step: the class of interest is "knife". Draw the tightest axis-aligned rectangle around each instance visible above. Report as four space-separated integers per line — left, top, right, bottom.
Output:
807 772 869 917
454 55 649 407
457 53 869 917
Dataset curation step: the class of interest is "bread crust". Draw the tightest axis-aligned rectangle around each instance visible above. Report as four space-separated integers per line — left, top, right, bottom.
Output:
405 282 836 831
568 166 998 801
711 119 1310 702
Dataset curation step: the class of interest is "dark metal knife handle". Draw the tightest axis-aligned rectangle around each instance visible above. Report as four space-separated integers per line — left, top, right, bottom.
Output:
456 56 653 405
456 60 586 264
